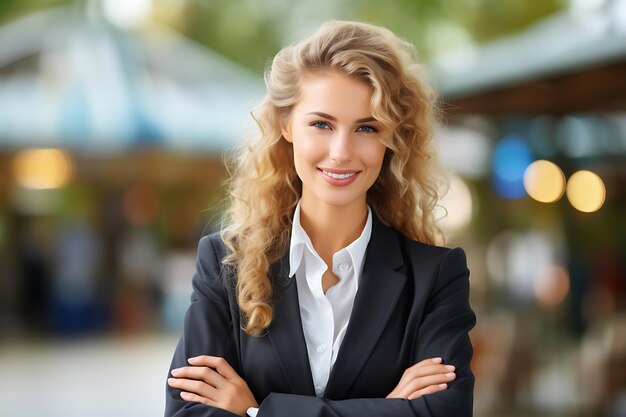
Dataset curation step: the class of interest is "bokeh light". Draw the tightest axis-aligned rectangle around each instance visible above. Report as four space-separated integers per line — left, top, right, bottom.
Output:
534 264 570 306
438 173 474 234
103 0 152 28
486 230 562 304
492 135 533 199
437 123 491 178
12 148 73 189
523 160 566 203
566 170 606 213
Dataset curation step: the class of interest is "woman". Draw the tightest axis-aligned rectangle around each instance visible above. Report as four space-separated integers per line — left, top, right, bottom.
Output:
165 20 475 417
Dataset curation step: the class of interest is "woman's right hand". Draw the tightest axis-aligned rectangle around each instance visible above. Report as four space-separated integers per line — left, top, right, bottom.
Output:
167 356 258 416
386 357 456 400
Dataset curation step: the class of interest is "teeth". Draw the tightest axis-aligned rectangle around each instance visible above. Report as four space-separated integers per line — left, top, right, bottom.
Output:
322 170 356 179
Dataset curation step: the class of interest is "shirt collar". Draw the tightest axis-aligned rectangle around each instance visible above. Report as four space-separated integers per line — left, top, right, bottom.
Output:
289 201 372 284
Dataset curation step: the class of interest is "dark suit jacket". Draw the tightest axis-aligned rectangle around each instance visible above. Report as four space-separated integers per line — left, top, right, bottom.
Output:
165 215 476 417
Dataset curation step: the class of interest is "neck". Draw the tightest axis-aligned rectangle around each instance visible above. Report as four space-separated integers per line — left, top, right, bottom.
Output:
298 196 367 264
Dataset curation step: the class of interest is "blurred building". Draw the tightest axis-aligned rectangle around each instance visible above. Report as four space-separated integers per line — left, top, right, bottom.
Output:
0 1 625 417
430 4 626 416
0 2 263 337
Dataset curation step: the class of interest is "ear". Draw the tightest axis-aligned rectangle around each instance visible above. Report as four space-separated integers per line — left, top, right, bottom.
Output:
281 122 293 143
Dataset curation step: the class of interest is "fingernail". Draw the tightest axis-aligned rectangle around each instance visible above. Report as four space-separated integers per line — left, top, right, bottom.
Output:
188 357 198 362
171 368 180 375
446 373 455 377
439 383 447 388
168 378 176 384
445 365 455 371
432 357 442 363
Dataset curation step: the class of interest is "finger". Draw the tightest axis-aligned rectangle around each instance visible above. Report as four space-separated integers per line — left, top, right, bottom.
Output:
413 357 443 368
406 364 455 379
168 377 218 399
402 358 442 374
407 383 448 400
188 356 239 381
171 366 227 389
400 372 456 397
179 390 219 407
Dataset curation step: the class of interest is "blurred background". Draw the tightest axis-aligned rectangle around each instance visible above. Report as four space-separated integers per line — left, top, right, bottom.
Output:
0 0 624 416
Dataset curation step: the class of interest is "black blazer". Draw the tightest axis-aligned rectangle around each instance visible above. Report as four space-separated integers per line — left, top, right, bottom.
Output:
165 215 476 417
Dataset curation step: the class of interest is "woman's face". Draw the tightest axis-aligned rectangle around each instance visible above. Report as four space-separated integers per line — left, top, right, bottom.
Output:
281 71 387 213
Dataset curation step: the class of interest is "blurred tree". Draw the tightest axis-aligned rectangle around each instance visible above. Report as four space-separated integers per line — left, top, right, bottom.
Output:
172 0 565 71
344 0 564 56
0 0 72 25
179 0 283 73
0 0 566 72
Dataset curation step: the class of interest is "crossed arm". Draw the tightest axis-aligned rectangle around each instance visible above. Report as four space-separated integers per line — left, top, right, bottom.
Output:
167 355 457 416
165 236 475 417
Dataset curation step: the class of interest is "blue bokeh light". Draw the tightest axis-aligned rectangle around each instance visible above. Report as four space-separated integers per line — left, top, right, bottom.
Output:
492 135 533 199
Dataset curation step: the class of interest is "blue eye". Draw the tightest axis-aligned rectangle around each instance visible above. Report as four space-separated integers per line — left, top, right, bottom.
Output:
357 125 378 133
310 121 331 129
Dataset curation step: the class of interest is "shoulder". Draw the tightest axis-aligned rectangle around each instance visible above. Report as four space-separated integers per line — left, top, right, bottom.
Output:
197 231 229 264
192 232 235 303
388 229 469 290
398 234 467 271
370 214 467 275
392 232 471 309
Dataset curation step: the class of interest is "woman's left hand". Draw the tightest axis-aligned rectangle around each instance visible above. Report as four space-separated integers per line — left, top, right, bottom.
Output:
168 355 258 417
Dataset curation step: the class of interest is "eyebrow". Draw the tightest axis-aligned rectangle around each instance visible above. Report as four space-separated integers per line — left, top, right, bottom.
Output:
305 112 378 124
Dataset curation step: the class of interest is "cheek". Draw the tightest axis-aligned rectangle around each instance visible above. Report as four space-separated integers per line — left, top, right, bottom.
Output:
292 134 324 166
291 141 320 179
365 143 387 174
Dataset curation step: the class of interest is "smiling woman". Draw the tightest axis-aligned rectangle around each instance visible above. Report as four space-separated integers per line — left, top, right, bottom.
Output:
281 72 386 213
165 20 476 417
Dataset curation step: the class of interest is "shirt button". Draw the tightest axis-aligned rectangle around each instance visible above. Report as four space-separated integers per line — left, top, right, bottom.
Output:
316 344 326 353
338 263 349 272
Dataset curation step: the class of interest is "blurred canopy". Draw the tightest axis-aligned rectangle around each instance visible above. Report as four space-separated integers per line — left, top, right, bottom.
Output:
0 0 565 72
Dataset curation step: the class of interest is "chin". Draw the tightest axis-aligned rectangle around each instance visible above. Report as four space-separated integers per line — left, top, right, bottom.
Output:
314 191 365 209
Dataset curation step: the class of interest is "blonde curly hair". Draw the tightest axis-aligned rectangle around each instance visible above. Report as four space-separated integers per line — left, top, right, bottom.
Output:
221 20 444 335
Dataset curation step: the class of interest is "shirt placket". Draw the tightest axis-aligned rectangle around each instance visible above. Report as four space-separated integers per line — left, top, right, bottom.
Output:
306 250 335 397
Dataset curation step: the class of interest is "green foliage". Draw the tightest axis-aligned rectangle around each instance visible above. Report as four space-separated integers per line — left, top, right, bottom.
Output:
0 0 73 26
181 0 284 72
0 0 566 71
175 0 565 71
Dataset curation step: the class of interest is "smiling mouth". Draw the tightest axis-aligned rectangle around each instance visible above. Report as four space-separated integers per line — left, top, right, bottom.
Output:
319 169 360 179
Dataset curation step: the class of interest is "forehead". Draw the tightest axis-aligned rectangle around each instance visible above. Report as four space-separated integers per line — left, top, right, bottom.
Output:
294 71 373 119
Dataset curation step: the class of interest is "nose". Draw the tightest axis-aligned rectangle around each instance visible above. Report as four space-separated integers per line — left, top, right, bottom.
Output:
329 130 352 164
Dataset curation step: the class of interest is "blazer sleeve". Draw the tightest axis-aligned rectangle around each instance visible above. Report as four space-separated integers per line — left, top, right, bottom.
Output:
164 235 241 417
256 247 476 417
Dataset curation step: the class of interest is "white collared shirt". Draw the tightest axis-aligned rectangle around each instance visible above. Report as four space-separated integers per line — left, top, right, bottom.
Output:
247 202 372 416
290 201 372 397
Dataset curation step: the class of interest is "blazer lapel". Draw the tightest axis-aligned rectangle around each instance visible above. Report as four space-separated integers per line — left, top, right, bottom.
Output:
324 215 406 399
266 253 316 396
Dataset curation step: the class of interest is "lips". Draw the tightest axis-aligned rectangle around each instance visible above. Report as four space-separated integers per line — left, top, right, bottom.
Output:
317 168 361 186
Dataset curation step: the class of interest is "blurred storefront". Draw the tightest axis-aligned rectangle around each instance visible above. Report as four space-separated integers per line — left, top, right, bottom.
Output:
0 1 625 417
431 6 626 416
0 3 263 339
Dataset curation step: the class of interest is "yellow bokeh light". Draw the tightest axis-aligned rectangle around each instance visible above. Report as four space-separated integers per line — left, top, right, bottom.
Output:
523 160 565 203
13 148 73 189
566 170 606 213
438 174 474 234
